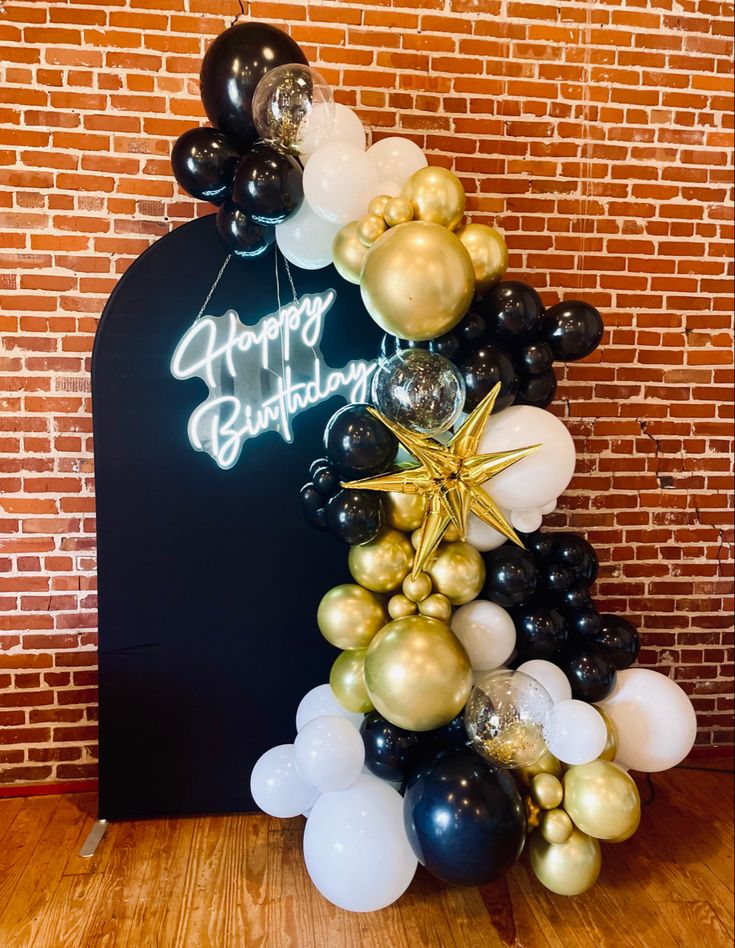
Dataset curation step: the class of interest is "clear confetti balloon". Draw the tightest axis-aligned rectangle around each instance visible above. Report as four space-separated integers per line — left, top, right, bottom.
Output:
252 64 335 156
464 669 553 768
371 348 466 436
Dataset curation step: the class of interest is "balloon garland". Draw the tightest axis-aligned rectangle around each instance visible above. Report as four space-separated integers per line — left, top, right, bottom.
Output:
173 21 698 915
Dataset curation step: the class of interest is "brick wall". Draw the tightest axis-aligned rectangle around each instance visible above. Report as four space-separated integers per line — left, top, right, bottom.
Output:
0 0 733 787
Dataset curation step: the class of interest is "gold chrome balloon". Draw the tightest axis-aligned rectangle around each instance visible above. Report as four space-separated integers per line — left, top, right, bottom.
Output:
332 221 368 285
402 166 466 230
359 221 475 341
317 583 388 650
428 541 486 605
330 649 374 714
531 773 564 811
563 760 641 842
388 593 417 620
456 223 509 296
348 529 414 593
402 571 432 603
529 829 601 896
364 615 472 731
357 213 387 247
540 808 574 845
368 194 392 218
514 748 563 788
525 795 542 831
383 490 426 532
383 196 413 227
418 593 452 622
597 707 619 762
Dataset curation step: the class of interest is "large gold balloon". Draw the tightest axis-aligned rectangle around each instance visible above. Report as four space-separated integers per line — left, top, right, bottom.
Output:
563 760 641 842
597 707 619 762
364 615 472 731
427 541 486 605
540 808 574 845
383 490 426 532
330 649 374 714
402 166 466 230
348 528 414 593
332 221 368 285
513 748 563 788
531 773 564 810
456 223 509 295
360 222 475 341
317 583 388 650
529 829 601 896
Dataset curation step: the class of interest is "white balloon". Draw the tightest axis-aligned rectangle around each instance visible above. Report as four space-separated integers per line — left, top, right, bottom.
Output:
376 180 401 197
466 511 509 552
295 684 363 732
294 714 365 792
275 202 341 270
367 137 427 187
452 600 516 671
302 102 366 157
250 744 319 818
303 142 378 223
511 507 543 533
546 700 607 765
597 669 697 772
517 660 572 704
303 774 417 912
478 406 576 511
540 500 557 515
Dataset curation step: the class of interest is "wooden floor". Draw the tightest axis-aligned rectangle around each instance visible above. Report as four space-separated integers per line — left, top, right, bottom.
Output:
0 763 732 947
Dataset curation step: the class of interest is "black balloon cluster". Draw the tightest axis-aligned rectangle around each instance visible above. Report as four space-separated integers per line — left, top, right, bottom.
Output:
171 23 307 258
381 280 604 413
484 530 640 703
300 404 398 545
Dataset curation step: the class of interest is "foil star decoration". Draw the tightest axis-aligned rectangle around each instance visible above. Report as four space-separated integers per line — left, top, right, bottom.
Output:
342 383 540 576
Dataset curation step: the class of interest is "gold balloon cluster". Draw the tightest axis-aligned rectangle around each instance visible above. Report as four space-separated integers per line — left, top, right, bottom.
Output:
332 166 510 340
517 711 642 897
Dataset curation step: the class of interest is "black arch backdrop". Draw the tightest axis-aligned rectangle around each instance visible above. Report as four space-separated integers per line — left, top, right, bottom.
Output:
92 214 382 819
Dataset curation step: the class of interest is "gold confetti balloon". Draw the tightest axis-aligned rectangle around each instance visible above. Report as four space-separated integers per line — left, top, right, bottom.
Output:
364 615 472 731
529 829 601 896
348 528 414 593
402 166 466 230
332 221 368 285
428 541 486 606
330 649 374 714
456 223 509 296
317 583 388 650
563 760 641 842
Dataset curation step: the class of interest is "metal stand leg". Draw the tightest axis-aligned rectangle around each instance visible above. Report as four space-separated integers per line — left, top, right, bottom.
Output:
79 819 108 857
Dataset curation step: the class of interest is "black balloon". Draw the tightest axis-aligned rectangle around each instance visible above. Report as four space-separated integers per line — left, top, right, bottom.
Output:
310 461 340 498
478 281 545 349
379 335 430 361
171 127 240 205
541 563 576 595
594 614 640 670
551 533 599 586
455 309 487 346
232 144 303 225
216 201 274 257
560 581 592 614
559 645 617 702
325 489 383 545
516 368 557 408
403 747 526 887
300 482 326 529
521 529 555 561
361 712 425 784
430 331 460 360
421 712 471 755
200 23 308 149
519 342 554 375
572 607 603 640
458 344 517 412
543 300 604 362
511 601 567 661
324 403 398 480
483 545 538 608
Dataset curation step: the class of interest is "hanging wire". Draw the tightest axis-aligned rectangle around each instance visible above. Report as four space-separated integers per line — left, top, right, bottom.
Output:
196 254 233 321
230 0 248 27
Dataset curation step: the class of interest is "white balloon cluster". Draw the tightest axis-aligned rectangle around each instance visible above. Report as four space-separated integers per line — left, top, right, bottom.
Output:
275 99 427 270
250 684 418 912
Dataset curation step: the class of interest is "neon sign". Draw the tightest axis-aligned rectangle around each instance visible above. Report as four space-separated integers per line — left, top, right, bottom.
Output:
171 290 376 469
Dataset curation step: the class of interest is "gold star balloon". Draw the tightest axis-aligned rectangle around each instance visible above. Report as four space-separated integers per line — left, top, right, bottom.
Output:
343 383 540 576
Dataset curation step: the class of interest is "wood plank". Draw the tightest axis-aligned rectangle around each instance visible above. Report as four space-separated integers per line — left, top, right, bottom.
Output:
657 900 732 948
29 872 106 948
0 795 61 916
0 797 23 846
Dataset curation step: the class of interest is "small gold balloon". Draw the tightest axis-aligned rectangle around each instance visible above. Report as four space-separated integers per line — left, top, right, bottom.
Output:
427 541 486 606
329 649 374 714
563 760 641 842
418 593 453 622
531 773 564 811
456 223 509 295
402 166 466 230
383 491 426 532
596 707 619 762
514 748 563 788
348 528 414 594
332 221 368 285
540 808 574 845
357 213 387 247
368 194 392 217
388 593 417 619
383 196 414 227
525 795 542 831
317 583 388 650
402 571 432 603
529 829 601 896
364 615 472 731
359 221 475 342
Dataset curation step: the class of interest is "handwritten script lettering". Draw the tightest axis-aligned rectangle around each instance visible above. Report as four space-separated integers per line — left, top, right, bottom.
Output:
171 290 375 469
